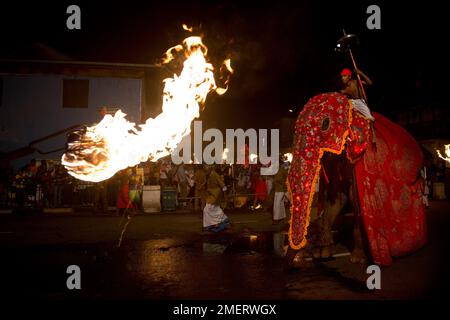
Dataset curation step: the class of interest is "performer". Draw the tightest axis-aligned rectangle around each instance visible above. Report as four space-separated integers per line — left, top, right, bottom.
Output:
340 68 375 121
272 160 289 224
203 165 230 233
194 165 207 211
251 170 267 211
340 68 372 98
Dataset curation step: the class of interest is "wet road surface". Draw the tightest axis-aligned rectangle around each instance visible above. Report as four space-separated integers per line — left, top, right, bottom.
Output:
1 201 449 300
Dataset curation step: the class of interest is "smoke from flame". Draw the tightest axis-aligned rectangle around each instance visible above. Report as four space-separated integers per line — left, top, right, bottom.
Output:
62 36 232 182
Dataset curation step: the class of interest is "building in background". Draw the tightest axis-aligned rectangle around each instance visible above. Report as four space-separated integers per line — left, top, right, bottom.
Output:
0 58 162 169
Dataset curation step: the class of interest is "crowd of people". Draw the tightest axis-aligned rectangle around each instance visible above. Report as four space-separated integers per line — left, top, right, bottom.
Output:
0 157 292 226
1 159 71 209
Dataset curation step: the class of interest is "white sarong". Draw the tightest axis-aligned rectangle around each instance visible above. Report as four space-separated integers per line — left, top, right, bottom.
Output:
203 203 228 228
350 99 375 121
273 191 288 220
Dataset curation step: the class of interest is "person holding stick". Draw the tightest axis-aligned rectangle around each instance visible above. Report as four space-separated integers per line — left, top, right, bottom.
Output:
336 32 376 122
340 68 372 100
340 68 375 121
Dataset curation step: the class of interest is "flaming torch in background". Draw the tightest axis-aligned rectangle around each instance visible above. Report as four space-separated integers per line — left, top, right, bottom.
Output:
437 144 450 164
62 35 233 182
283 153 293 163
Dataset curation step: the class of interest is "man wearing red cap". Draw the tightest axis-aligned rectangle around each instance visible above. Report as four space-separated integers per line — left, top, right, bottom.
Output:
340 68 372 99
340 68 375 121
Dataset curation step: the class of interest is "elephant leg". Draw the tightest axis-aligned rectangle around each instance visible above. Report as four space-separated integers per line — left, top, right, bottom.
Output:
283 247 300 271
317 192 347 259
349 211 368 264
349 178 368 264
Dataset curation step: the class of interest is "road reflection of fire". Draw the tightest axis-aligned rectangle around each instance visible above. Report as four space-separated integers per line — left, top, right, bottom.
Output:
62 35 232 182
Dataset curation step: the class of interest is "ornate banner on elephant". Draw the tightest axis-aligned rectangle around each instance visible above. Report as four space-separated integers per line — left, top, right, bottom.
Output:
354 112 427 266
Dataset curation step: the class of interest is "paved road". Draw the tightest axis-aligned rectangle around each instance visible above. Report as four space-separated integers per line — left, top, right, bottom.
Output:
1 201 449 299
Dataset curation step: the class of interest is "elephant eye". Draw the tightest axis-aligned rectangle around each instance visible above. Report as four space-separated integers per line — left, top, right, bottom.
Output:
321 117 330 131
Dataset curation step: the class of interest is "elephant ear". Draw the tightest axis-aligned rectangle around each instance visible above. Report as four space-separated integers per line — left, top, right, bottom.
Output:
346 110 372 163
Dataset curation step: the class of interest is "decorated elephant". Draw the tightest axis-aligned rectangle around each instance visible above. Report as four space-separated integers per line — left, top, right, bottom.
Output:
285 92 427 267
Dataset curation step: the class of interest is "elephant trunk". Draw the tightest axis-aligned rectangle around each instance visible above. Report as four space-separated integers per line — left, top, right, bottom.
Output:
287 92 352 251
288 147 322 250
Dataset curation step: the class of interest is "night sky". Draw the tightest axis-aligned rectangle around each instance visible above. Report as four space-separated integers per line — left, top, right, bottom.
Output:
1 0 448 130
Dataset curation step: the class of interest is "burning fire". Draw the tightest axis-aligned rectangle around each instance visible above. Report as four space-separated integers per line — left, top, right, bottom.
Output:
437 144 450 163
62 36 232 182
182 24 193 32
249 153 258 163
283 152 293 163
222 148 230 163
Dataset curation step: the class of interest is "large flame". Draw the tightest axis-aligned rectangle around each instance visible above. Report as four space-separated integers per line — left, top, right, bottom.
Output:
62 36 232 182
437 144 450 163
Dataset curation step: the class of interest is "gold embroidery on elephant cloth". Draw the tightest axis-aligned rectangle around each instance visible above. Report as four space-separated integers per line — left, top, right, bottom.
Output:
363 136 388 174
369 193 384 213
363 192 373 219
399 185 411 212
403 147 415 172
391 186 412 218
374 179 388 209
392 146 416 181
362 177 371 213
392 199 401 216
362 177 385 218
299 134 307 150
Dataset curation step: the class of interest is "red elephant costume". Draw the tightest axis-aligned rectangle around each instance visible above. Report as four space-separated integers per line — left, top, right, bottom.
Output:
288 93 427 266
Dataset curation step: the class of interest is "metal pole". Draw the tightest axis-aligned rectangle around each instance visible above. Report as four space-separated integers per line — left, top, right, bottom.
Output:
342 30 369 103
348 48 369 103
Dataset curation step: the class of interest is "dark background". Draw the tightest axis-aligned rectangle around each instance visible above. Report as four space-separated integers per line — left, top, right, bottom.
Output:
1 0 448 130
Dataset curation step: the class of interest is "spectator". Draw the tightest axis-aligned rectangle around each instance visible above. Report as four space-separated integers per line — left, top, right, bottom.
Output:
52 164 67 207
251 170 267 211
174 164 188 207
194 165 207 211
27 159 38 178
129 166 143 212
13 169 27 209
203 165 230 233
94 180 108 214
116 170 132 216
273 161 290 224
159 160 169 188
36 160 51 207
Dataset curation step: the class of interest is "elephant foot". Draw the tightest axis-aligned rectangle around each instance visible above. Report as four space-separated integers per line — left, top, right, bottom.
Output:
313 245 334 260
321 245 334 259
312 247 321 260
350 248 367 264
283 247 300 272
